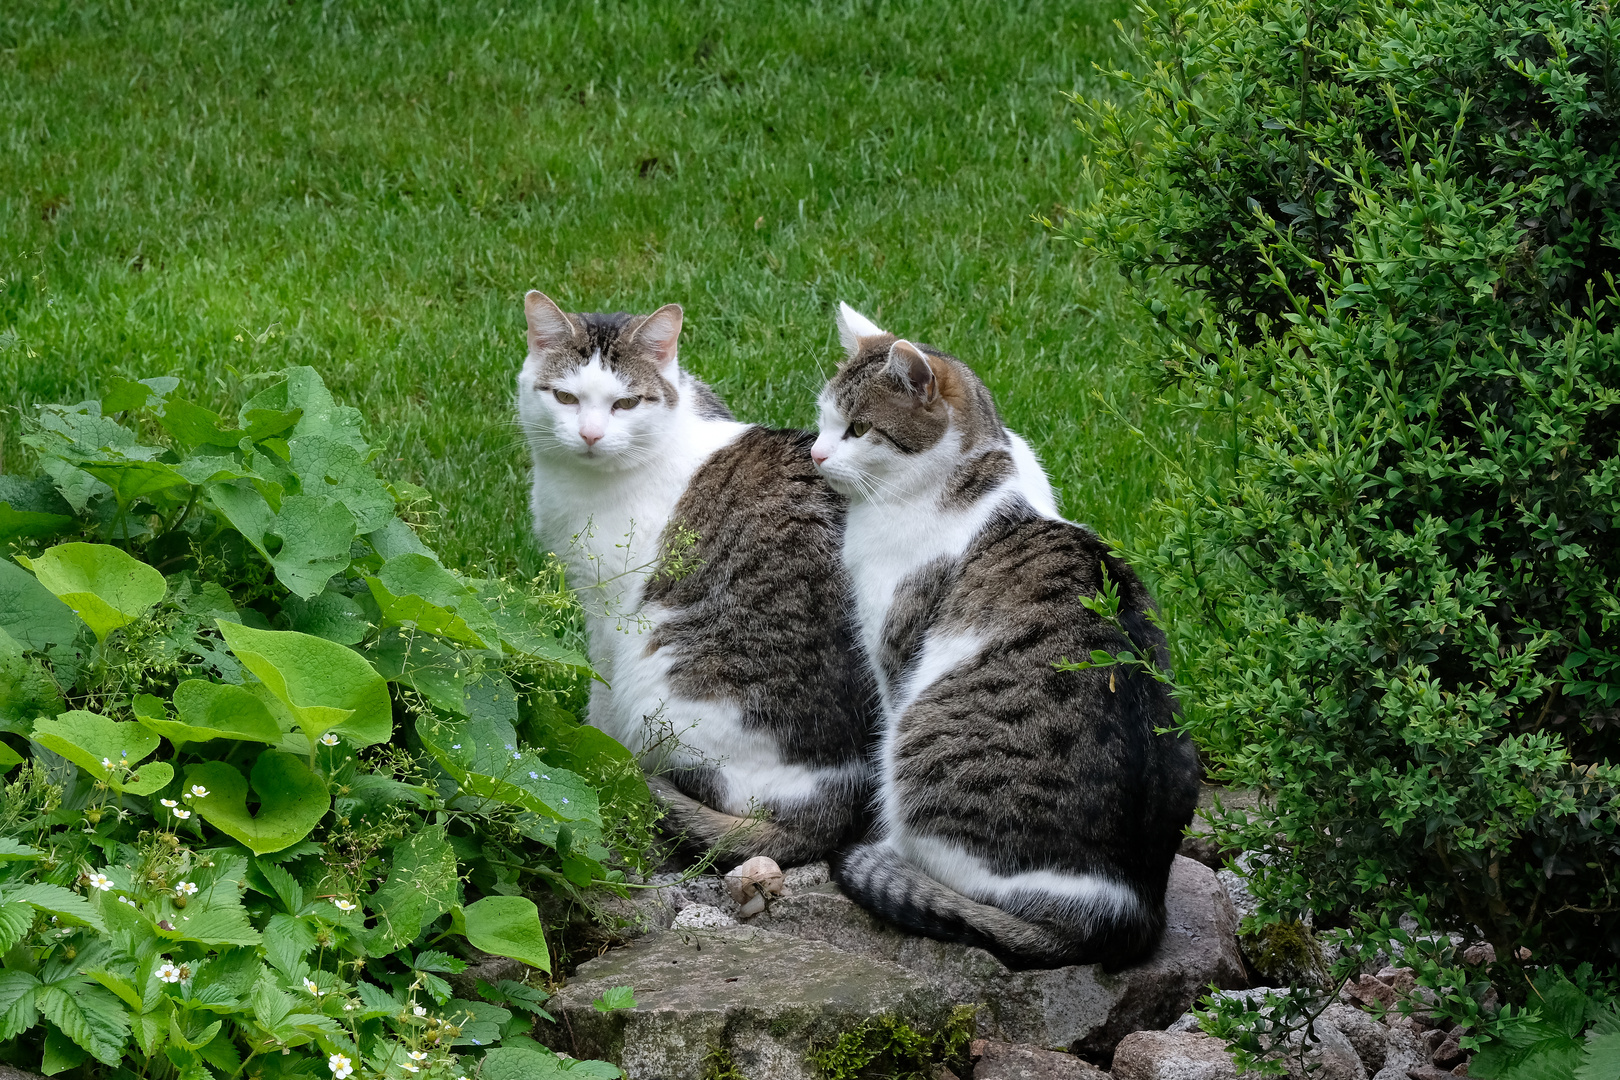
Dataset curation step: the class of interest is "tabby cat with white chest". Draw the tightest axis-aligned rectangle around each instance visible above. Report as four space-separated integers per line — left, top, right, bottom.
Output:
516 291 872 866
810 304 1200 969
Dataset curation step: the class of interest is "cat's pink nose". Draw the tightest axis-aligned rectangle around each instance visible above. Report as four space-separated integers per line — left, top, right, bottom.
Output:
811 446 829 465
581 429 603 447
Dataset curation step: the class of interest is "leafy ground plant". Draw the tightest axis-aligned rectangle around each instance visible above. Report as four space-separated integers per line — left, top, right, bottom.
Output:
0 369 648 1078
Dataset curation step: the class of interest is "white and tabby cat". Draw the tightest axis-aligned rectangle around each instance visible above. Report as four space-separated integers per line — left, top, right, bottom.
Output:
811 304 1200 968
517 291 872 866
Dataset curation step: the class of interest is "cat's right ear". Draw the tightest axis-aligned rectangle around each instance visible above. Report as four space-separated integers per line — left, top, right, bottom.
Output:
887 339 939 405
837 302 886 358
525 291 575 352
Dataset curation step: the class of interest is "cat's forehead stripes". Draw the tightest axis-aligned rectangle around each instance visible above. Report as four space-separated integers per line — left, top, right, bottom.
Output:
828 338 1006 454
533 311 679 406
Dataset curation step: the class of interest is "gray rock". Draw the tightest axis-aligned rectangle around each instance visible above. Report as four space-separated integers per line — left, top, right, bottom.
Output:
0 1068 46 1080
970 1039 1106 1080
784 862 831 890
1216 868 1258 924
1320 1004 1388 1072
1281 1019 1366 1080
753 855 1246 1056
1113 1030 1238 1080
1371 1023 1427 1080
541 925 962 1080
670 904 738 931
1180 787 1261 869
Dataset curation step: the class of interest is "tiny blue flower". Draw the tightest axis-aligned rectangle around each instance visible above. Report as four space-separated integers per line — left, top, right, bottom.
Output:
561 797 569 804
542 774 550 780
452 744 461 749
529 771 538 779
503 744 513 750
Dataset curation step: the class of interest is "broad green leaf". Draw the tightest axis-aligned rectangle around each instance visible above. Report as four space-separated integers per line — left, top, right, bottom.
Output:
267 368 368 452
185 753 329 855
0 476 75 546
37 981 130 1066
366 517 436 562
0 626 64 735
78 459 192 504
0 503 75 545
363 824 460 954
420 714 600 826
18 542 166 641
102 375 176 412
480 1047 620 1080
289 435 395 533
156 904 262 947
269 494 358 599
1578 1031 1620 1080
83 968 141 1011
0 742 20 769
136 680 282 747
217 621 391 747
5 883 104 931
0 838 42 861
32 710 173 795
173 454 256 485
263 913 316 975
204 478 277 557
41 1022 91 1075
282 588 369 645
367 577 495 650
0 902 33 952
256 861 306 915
0 969 41 1042
159 398 242 449
371 630 470 714
460 896 551 972
0 558 83 651
592 985 636 1013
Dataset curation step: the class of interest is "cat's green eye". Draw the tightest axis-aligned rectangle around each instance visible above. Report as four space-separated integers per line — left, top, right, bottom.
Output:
554 390 579 405
845 422 872 439
614 397 640 411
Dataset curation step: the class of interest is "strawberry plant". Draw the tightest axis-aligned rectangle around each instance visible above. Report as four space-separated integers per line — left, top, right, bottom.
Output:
0 369 651 1079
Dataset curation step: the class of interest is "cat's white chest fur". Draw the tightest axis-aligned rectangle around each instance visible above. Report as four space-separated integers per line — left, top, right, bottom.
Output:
527 411 747 735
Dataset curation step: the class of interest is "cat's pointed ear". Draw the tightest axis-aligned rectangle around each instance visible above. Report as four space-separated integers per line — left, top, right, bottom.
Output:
632 303 684 370
888 339 939 405
837 302 886 358
525 291 575 352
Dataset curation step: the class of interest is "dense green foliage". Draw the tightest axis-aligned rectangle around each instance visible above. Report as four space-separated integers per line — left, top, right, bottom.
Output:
0 370 644 1078
0 0 1193 569
1072 0 1620 983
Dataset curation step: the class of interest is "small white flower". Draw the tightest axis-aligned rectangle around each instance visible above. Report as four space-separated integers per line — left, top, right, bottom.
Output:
87 872 112 891
157 961 182 983
408 1050 428 1061
160 798 178 808
320 732 340 746
412 1005 426 1017
332 898 357 912
303 977 321 995
189 784 209 797
100 757 113 769
176 881 198 896
173 808 192 820
451 743 461 749
120 896 137 907
329 1053 354 1079
402 1067 419 1074
343 1001 357 1011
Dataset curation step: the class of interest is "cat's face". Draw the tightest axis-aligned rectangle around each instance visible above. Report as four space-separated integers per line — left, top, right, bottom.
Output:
517 291 685 469
811 303 1004 501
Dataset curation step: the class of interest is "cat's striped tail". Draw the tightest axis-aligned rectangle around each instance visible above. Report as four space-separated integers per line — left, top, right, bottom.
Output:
831 840 1165 970
645 776 849 869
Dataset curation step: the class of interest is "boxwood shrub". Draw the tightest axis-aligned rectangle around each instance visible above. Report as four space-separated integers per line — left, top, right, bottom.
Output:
1070 0 1620 983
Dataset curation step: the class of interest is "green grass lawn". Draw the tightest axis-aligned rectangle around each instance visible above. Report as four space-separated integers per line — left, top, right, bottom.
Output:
1 0 1198 576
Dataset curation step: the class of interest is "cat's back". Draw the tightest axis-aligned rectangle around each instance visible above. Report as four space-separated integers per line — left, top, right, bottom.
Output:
892 502 1197 877
644 427 871 766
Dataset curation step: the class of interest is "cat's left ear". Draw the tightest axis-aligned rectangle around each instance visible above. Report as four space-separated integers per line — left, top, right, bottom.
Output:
525 291 576 352
632 304 684 370
888 340 939 405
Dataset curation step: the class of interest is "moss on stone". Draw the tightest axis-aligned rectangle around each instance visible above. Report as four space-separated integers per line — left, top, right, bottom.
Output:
1243 919 1327 986
702 1044 749 1080
808 1006 977 1080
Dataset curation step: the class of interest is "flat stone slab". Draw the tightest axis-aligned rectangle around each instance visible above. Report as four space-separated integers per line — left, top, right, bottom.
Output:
752 856 1247 1055
542 925 961 1080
